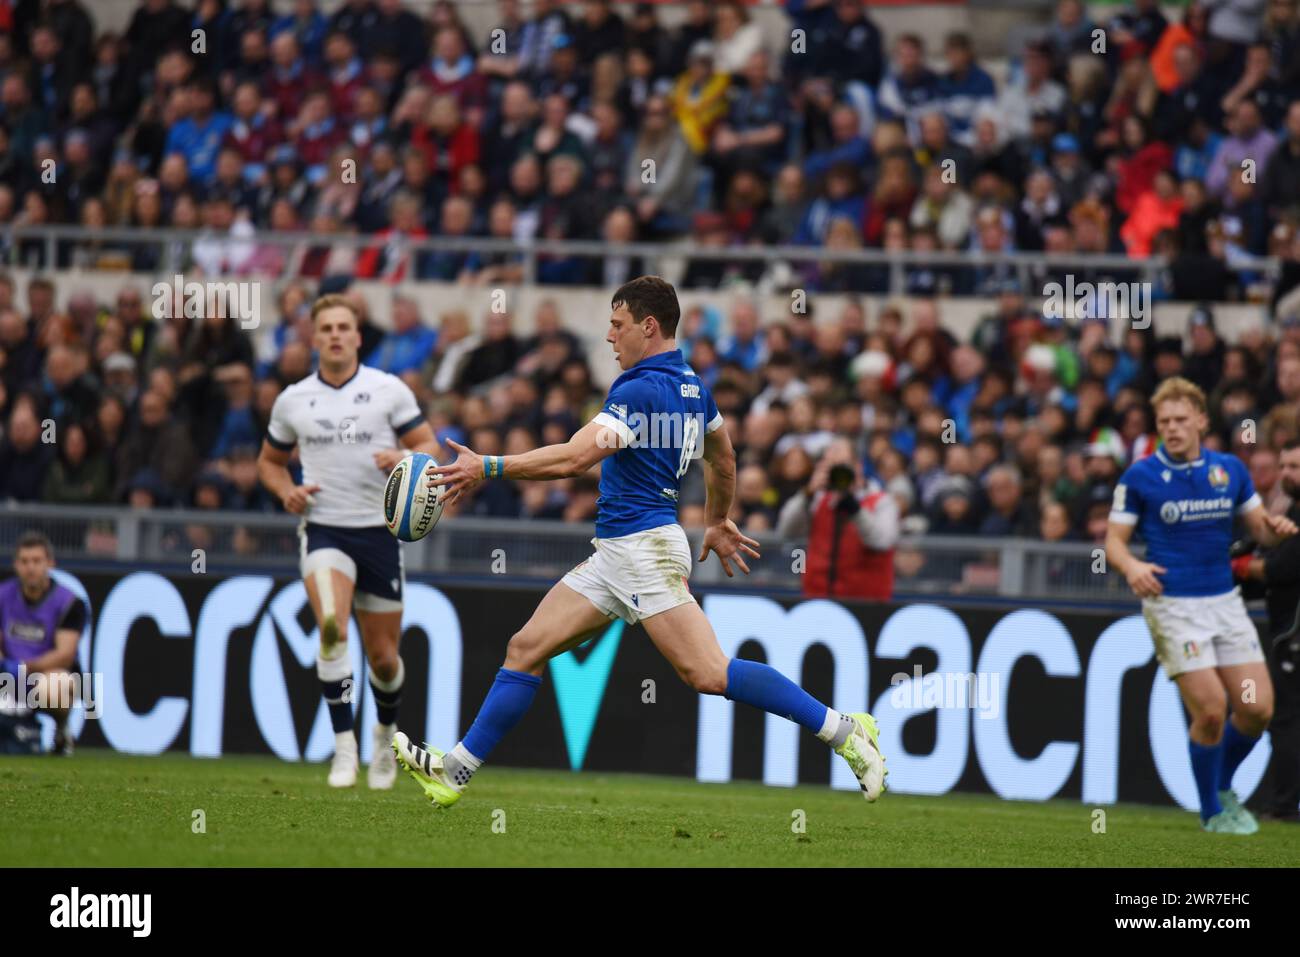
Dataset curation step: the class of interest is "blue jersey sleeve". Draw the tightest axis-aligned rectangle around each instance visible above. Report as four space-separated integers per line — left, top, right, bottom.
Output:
1110 466 1143 526
594 377 656 446
703 385 723 433
1231 455 1261 513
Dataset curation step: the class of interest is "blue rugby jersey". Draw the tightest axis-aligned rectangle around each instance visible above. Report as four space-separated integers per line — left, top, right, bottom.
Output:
592 349 724 538
1109 447 1261 597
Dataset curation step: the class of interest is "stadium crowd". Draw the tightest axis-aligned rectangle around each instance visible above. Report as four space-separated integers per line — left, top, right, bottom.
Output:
0 0 1299 546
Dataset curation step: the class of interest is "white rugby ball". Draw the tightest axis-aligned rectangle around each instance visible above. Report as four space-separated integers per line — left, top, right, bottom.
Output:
384 452 446 541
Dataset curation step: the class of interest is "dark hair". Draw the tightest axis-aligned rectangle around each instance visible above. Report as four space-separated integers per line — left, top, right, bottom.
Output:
611 276 681 338
1282 438 1300 454
16 529 53 559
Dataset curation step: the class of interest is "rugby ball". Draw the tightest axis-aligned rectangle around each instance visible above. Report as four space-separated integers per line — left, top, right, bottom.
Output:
384 452 446 541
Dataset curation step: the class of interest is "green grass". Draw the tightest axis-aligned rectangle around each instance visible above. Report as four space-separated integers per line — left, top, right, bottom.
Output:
1 750 1296 866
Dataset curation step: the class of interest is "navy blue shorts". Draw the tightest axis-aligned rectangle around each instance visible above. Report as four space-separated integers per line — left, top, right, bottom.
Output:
300 523 403 610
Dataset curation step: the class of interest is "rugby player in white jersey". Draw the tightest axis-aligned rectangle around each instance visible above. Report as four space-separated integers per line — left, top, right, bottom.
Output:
390 276 887 808
1107 377 1297 833
257 294 438 788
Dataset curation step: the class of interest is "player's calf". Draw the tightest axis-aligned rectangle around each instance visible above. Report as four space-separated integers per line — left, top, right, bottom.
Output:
644 604 888 801
671 660 728 696
26 670 77 756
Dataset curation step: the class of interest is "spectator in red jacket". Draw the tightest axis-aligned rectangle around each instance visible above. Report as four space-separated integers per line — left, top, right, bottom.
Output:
356 191 430 281
1115 114 1173 214
1122 168 1185 255
412 94 481 189
777 440 901 601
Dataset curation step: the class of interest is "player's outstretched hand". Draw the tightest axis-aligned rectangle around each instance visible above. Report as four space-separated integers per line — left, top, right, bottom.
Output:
1264 513 1299 539
699 519 762 578
283 483 320 515
1125 560 1167 598
427 438 484 505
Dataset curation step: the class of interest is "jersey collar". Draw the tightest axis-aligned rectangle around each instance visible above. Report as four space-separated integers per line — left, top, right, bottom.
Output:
20 580 53 608
632 348 682 370
316 364 361 390
1155 447 1204 469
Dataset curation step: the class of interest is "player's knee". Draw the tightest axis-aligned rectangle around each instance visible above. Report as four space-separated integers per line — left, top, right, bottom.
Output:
504 629 544 672
1193 705 1227 739
367 653 400 683
30 671 75 714
680 663 727 696
1238 700 1273 730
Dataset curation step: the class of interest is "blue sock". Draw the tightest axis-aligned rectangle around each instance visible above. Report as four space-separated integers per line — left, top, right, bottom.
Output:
320 677 354 734
723 658 828 735
370 677 402 727
1189 739 1224 821
1219 720 1260 792
462 668 542 762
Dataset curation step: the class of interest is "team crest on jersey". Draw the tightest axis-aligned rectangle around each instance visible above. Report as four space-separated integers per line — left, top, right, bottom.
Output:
354 392 371 404
1208 465 1229 489
1160 502 1180 523
1161 469 1171 482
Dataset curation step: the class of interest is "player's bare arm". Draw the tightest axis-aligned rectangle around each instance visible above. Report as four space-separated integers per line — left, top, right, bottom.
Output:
19 626 78 674
430 419 621 502
374 422 439 472
698 422 760 578
257 440 320 514
1105 520 1167 598
1242 504 1299 546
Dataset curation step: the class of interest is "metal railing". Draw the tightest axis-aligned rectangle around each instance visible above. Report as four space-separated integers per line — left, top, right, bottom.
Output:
0 502 1136 601
0 224 1280 299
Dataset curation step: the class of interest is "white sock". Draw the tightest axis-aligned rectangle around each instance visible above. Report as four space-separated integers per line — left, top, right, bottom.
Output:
451 742 482 771
335 730 357 756
374 721 395 741
819 709 858 749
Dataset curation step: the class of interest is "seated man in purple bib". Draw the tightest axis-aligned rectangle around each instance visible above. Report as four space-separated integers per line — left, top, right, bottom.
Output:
0 531 85 755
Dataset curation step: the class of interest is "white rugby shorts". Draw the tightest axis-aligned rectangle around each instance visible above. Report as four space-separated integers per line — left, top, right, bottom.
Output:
561 523 696 625
1141 588 1265 678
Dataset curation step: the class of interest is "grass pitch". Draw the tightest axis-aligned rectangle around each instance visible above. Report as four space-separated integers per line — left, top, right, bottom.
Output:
1 750 1297 867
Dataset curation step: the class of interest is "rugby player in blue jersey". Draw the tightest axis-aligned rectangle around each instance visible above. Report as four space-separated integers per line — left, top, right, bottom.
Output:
1107 377 1297 833
391 276 887 807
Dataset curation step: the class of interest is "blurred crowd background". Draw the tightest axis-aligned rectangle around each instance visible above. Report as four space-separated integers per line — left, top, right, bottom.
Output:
1 0 1300 545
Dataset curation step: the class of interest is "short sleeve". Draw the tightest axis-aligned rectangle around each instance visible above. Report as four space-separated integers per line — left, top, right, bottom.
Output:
389 378 425 437
1109 472 1141 526
593 378 655 447
59 597 87 634
266 391 297 450
703 385 723 433
1233 457 1261 514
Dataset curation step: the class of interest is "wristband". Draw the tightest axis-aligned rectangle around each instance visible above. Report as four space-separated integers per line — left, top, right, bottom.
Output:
1230 554 1253 580
482 456 503 479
